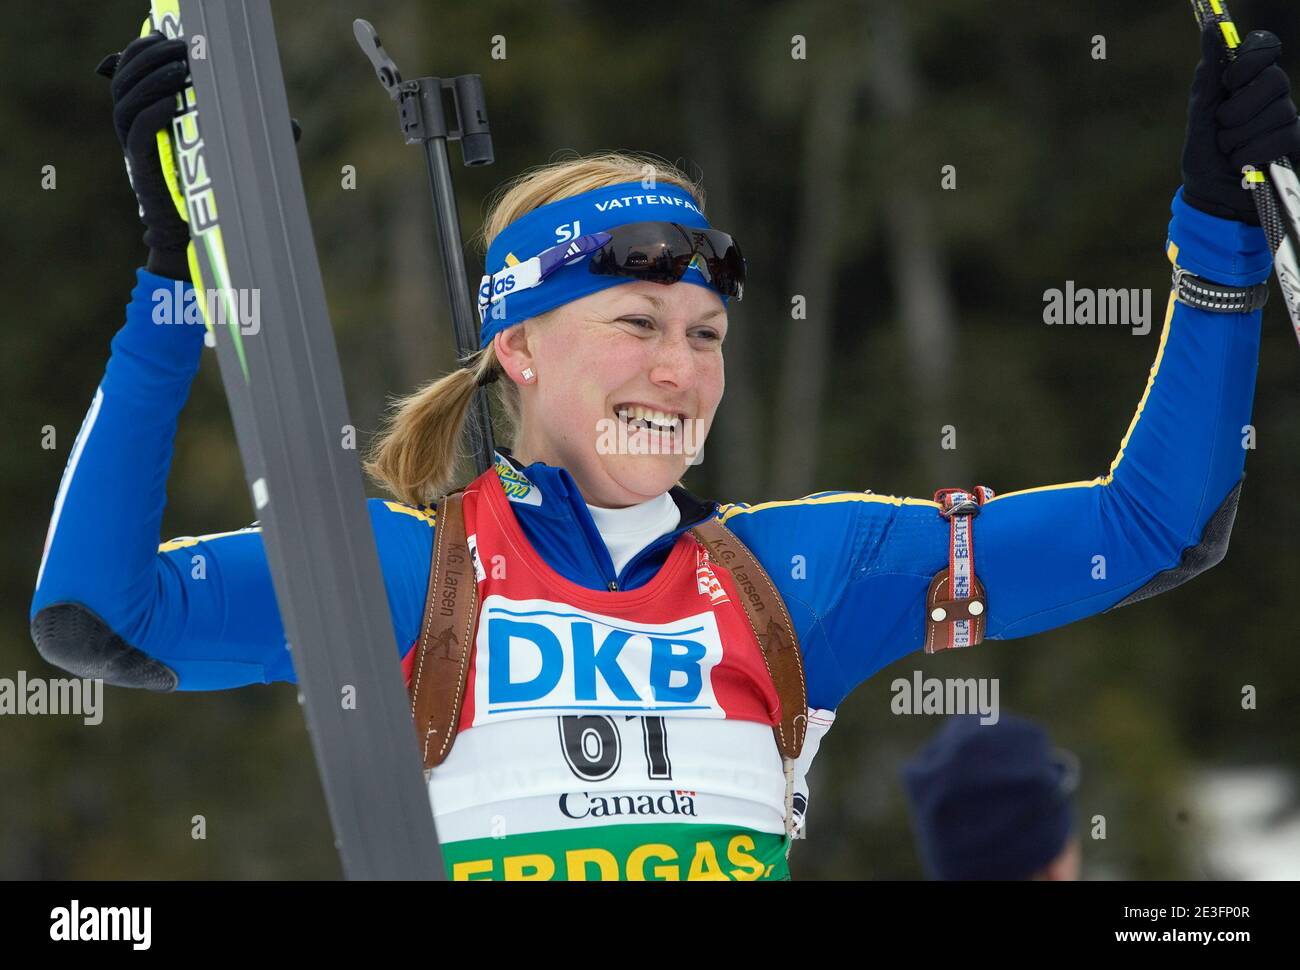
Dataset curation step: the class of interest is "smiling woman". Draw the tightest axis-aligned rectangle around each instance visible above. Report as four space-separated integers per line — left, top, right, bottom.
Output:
364 151 719 508
498 277 727 508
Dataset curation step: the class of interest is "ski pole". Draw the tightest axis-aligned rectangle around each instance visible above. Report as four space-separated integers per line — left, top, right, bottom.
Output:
353 19 497 476
1189 0 1300 340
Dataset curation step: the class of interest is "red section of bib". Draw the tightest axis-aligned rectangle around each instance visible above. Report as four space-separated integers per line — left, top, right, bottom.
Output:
428 467 781 735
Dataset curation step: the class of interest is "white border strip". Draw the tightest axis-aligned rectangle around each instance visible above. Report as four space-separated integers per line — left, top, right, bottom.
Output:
36 386 105 589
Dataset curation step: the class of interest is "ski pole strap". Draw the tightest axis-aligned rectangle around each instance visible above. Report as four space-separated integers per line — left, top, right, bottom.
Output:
1172 266 1269 313
409 491 479 773
924 486 994 653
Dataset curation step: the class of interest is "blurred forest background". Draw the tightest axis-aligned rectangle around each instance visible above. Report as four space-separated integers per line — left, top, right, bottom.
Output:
2 0 1299 879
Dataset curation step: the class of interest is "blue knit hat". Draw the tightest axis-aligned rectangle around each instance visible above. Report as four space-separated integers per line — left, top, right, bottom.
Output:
900 714 1079 880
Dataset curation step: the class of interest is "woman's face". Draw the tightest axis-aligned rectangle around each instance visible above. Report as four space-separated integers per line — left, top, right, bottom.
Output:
498 279 728 508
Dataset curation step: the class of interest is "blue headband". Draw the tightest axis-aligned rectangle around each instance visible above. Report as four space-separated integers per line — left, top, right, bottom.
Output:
477 180 724 350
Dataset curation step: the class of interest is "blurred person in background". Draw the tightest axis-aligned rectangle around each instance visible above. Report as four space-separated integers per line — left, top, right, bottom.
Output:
902 713 1081 880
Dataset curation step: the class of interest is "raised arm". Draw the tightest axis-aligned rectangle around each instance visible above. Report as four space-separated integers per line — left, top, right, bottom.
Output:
720 26 1295 712
32 32 434 691
721 189 1267 712
29 270 434 690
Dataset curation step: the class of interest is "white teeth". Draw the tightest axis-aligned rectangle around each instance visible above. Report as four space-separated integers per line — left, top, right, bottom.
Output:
615 405 682 429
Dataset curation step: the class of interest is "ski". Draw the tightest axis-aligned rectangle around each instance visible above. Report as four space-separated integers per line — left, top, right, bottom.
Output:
146 0 443 879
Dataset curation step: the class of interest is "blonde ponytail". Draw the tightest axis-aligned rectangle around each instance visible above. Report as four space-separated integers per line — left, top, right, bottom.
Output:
363 347 501 507
364 150 706 506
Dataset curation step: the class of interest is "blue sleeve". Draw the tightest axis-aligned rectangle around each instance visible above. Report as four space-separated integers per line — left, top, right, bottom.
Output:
30 268 435 690
724 189 1269 711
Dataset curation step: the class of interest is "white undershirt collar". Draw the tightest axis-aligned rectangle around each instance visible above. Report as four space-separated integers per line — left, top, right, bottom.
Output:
585 492 681 577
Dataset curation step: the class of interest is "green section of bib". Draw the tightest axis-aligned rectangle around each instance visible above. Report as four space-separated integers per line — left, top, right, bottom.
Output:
444 823 789 881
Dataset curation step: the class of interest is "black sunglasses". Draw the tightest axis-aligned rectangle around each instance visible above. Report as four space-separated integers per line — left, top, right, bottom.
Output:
587 222 745 300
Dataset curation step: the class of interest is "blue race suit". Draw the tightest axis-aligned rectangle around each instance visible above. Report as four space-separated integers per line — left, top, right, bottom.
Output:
31 188 1268 714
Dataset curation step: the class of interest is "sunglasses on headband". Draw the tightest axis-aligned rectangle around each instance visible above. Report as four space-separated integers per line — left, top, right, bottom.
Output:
477 221 746 320
587 222 745 298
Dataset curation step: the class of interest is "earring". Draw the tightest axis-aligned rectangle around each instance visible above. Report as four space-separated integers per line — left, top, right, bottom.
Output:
521 367 535 383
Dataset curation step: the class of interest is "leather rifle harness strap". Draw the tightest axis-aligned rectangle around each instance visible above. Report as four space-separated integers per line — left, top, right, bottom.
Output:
408 492 477 775
687 516 807 762
407 491 807 774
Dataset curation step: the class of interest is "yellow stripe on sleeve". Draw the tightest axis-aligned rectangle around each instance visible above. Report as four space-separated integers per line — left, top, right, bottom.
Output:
383 501 437 526
158 525 262 553
718 491 940 524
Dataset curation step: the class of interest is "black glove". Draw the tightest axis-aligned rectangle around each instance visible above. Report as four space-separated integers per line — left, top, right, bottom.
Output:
1183 26 1300 226
98 32 192 280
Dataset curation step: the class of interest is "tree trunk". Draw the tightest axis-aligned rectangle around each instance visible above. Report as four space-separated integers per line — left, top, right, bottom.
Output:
770 30 860 498
868 0 963 485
